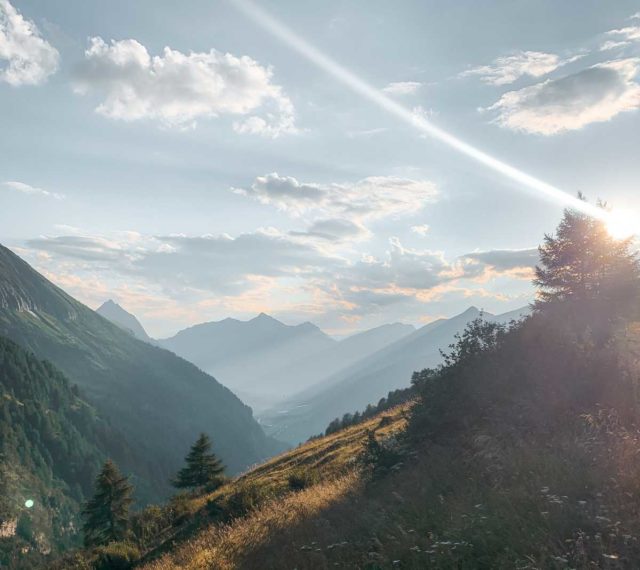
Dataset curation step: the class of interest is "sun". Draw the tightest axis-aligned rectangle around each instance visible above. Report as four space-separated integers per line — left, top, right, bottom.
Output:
605 209 638 240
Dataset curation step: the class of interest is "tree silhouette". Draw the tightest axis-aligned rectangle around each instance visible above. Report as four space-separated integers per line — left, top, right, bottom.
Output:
534 200 639 312
172 433 225 491
82 460 133 547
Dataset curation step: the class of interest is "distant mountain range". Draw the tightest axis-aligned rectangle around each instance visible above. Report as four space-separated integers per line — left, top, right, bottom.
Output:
259 305 529 444
158 315 415 410
96 299 152 343
0 244 279 503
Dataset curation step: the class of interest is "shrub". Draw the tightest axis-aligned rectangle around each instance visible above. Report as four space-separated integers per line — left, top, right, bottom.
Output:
93 541 140 570
287 468 319 491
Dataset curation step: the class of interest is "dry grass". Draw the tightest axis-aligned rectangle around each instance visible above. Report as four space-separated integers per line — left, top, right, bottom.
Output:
139 404 411 569
144 472 361 570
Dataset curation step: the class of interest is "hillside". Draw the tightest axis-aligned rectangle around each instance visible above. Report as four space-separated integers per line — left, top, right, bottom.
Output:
96 300 152 343
0 336 127 565
0 244 279 503
58 308 640 569
261 306 528 444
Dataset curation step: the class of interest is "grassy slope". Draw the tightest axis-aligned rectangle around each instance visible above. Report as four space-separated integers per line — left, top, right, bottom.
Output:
140 404 411 569
138 320 640 570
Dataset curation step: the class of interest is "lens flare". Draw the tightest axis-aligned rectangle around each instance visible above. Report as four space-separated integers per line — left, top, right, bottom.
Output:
24 499 34 508
230 0 614 224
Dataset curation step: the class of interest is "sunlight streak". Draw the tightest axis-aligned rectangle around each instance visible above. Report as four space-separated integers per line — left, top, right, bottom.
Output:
230 0 610 222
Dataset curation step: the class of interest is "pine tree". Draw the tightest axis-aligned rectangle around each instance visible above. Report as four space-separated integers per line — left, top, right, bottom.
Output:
534 200 639 310
172 433 225 491
82 460 133 547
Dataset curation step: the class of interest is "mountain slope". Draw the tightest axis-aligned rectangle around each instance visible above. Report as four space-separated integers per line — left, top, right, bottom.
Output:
159 313 337 409
261 306 528 444
96 299 152 342
0 244 278 502
0 336 128 563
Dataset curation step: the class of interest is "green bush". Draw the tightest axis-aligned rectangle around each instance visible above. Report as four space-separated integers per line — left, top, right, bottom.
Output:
287 468 319 491
93 541 140 570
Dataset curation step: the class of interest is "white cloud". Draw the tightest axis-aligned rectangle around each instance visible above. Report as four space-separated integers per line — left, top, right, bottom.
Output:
291 218 370 242
72 37 296 135
411 224 430 236
600 25 640 51
235 173 437 222
486 58 640 135
382 81 422 95
3 180 64 199
0 0 58 86
461 51 579 86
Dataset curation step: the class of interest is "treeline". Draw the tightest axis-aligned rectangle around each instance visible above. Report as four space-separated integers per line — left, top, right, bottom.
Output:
316 384 417 439
0 336 129 566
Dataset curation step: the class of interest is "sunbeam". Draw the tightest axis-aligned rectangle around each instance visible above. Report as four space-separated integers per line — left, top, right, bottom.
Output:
230 0 611 223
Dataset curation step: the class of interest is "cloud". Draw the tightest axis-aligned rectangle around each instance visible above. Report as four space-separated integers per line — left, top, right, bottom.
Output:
463 248 538 277
382 81 422 95
486 59 640 135
3 180 64 199
0 0 58 86
27 229 340 296
236 172 436 221
461 51 578 86
291 218 369 241
72 37 296 135
600 24 640 51
411 224 430 236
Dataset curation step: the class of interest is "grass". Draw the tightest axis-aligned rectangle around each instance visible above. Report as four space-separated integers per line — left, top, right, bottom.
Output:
138 404 411 568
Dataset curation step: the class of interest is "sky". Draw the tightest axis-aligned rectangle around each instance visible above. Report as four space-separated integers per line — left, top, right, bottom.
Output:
1 0 639 337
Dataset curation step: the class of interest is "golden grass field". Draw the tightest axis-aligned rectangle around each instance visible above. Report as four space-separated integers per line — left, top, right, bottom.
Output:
141 404 412 569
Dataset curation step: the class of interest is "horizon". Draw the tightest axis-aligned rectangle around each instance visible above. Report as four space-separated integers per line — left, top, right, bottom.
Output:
1 0 639 337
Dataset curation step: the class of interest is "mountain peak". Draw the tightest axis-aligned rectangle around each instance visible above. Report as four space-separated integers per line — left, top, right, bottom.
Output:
96 299 151 342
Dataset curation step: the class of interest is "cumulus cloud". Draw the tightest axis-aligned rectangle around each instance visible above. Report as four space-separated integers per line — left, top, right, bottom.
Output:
235 173 437 240
3 180 64 199
72 37 296 135
461 51 578 86
382 81 422 95
0 0 58 86
486 59 640 135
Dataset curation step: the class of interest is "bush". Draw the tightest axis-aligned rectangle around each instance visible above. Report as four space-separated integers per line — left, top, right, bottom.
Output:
224 482 274 519
93 541 140 570
287 468 319 491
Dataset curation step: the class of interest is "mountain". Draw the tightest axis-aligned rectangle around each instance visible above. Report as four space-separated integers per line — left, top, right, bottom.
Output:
0 244 279 503
159 313 337 409
96 299 152 342
260 306 529 444
0 336 128 563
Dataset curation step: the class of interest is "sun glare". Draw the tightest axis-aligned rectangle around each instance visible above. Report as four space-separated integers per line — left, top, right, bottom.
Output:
606 209 638 240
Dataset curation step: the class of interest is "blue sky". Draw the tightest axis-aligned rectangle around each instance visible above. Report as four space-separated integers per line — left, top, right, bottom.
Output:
1 0 639 336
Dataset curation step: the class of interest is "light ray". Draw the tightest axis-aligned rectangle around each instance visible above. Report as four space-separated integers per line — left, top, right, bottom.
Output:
230 0 609 222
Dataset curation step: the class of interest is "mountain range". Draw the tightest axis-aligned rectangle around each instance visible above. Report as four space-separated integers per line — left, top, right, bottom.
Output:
259 305 529 444
0 244 279 503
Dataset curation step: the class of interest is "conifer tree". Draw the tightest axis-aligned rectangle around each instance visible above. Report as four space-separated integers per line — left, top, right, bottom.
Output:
534 199 639 310
82 460 133 547
172 433 225 491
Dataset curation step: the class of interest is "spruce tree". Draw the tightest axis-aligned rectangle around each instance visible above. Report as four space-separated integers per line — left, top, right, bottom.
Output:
534 200 639 309
82 460 133 547
172 433 225 491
